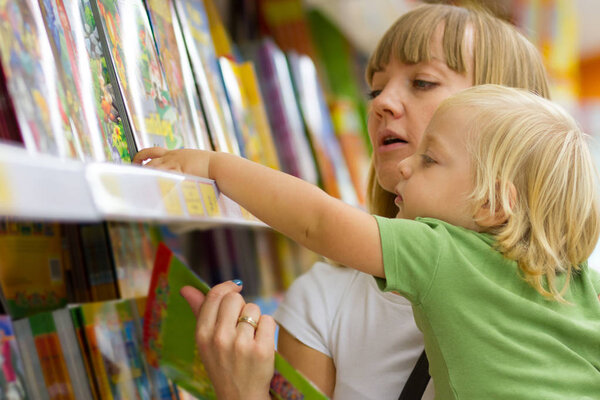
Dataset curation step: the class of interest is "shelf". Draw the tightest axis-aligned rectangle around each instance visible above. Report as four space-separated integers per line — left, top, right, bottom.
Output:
0 143 264 228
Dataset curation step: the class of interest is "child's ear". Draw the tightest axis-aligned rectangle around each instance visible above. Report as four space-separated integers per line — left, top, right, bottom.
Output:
474 182 517 228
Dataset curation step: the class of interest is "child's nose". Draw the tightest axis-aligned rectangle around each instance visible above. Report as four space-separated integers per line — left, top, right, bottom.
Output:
398 159 412 179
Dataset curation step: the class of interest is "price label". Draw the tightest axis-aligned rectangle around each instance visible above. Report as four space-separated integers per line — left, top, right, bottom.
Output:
158 179 184 216
199 183 220 217
181 181 205 216
0 163 12 208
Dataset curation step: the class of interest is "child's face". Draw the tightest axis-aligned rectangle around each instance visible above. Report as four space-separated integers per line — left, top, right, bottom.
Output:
394 108 480 231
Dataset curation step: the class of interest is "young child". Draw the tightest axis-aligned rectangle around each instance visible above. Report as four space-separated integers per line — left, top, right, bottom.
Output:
134 84 600 398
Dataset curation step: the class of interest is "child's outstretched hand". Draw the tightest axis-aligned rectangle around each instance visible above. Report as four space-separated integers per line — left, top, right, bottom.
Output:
133 147 212 178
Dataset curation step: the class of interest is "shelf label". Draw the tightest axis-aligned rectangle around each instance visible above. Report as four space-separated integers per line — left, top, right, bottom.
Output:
158 179 184 216
181 180 205 216
0 163 11 208
199 183 220 217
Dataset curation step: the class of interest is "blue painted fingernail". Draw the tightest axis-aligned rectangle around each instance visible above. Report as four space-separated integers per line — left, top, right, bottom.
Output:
232 279 243 286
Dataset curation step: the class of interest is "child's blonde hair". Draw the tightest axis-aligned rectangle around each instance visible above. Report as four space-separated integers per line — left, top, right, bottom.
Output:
437 84 599 301
365 4 551 217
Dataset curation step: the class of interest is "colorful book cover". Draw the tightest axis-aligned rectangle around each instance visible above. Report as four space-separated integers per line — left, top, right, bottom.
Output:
219 57 281 170
143 243 329 399
73 300 152 400
29 312 76 399
107 222 156 299
38 0 104 161
173 0 241 155
0 222 67 319
89 0 187 152
249 39 318 183
0 316 28 399
145 0 212 151
287 52 359 206
0 0 77 158
62 0 133 162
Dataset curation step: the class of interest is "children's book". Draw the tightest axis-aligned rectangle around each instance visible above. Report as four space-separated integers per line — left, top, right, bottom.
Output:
78 223 119 301
0 222 68 319
0 0 78 158
71 299 153 400
38 0 105 161
62 0 133 162
88 0 188 153
145 0 212 151
0 316 29 399
219 57 281 169
173 0 241 155
245 38 318 183
143 243 329 399
287 52 359 206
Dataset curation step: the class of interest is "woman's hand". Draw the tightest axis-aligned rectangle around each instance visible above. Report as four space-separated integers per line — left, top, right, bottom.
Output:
180 281 276 400
133 147 212 178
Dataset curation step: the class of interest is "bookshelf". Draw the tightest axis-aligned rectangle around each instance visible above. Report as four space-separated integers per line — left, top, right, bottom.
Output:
0 0 367 398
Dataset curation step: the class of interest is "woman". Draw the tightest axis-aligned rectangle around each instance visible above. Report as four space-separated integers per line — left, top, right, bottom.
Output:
179 4 551 399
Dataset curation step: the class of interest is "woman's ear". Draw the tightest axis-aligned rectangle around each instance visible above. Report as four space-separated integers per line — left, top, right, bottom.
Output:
474 182 517 228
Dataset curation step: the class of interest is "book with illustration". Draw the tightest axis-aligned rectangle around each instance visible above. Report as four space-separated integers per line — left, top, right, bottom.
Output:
245 38 318 183
0 316 29 400
38 0 105 161
219 57 280 169
0 222 67 319
173 0 241 155
143 243 329 399
145 0 212 151
62 0 133 162
0 0 78 158
88 0 189 153
287 52 358 206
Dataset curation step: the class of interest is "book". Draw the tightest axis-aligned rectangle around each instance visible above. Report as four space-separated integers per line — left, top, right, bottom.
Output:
173 0 241 155
72 299 153 400
38 0 105 161
88 0 189 153
0 316 29 399
219 57 280 169
78 223 119 301
143 243 329 399
245 38 319 183
287 52 359 206
0 0 78 158
62 0 133 163
145 0 213 151
0 222 68 319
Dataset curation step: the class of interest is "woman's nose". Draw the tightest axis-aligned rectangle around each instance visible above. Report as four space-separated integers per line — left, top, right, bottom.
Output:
372 85 405 120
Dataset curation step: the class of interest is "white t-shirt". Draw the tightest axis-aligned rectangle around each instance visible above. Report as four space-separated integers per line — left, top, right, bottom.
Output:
274 262 435 400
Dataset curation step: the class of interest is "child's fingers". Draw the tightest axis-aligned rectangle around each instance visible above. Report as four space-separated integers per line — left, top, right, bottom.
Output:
180 286 205 318
133 147 168 164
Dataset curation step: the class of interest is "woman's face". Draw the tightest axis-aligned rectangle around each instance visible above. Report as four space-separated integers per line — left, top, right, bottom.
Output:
367 25 474 193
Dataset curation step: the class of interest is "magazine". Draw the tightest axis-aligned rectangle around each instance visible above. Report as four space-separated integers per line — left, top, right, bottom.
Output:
143 243 329 399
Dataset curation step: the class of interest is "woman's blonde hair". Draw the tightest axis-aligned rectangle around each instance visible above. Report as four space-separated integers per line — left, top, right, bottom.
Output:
437 84 599 301
365 4 551 217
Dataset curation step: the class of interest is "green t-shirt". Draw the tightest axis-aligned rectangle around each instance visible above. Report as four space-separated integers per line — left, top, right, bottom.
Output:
375 216 600 400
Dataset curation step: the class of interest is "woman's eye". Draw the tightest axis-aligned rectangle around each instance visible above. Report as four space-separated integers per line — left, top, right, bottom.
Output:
420 154 436 165
367 89 382 99
413 80 437 90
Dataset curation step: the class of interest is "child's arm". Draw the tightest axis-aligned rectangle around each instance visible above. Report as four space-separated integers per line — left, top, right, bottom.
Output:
134 148 384 277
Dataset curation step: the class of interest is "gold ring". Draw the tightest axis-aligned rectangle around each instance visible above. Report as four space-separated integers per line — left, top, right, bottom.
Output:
237 315 258 330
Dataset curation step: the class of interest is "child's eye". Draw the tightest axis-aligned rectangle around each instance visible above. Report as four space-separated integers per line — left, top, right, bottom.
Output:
368 89 382 99
413 80 437 90
420 154 436 166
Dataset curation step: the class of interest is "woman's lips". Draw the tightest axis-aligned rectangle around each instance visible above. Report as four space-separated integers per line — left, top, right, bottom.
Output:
377 131 408 153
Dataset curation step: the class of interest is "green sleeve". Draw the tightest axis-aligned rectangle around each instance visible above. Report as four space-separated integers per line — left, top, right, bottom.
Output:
374 216 446 305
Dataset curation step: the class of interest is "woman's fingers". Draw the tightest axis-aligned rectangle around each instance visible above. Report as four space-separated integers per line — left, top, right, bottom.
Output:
196 281 243 338
235 302 261 337
180 286 205 318
133 146 168 164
